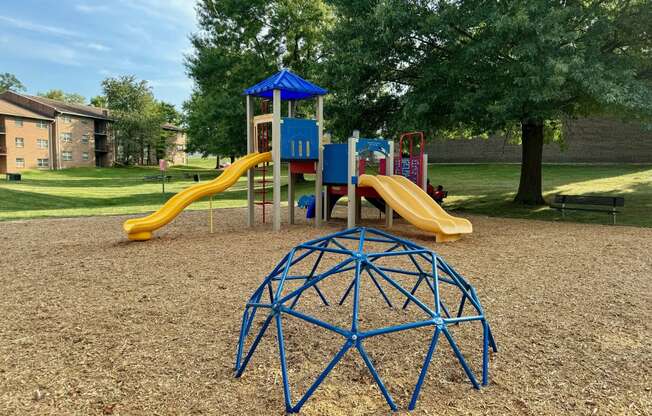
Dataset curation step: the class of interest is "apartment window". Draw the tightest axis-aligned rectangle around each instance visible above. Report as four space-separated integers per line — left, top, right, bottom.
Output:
36 120 48 128
37 158 49 168
82 152 89 161
37 139 48 149
81 134 90 144
15 137 24 148
62 151 73 161
176 145 184 151
15 158 25 168
61 133 72 143
14 118 23 127
62 115 72 123
81 119 89 125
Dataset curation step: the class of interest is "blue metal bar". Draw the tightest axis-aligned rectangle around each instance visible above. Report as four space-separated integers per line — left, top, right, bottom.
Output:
360 319 434 339
442 326 480 389
281 306 350 337
430 253 441 315
301 227 360 246
440 300 452 318
246 302 273 309
365 267 393 308
367 248 431 258
235 307 250 369
275 313 293 411
274 249 296 300
364 227 424 249
292 341 352 412
337 235 397 244
277 257 355 305
443 315 484 324
488 324 498 352
235 313 274 377
368 262 435 317
351 258 362 332
329 238 350 252
356 342 397 411
298 244 352 256
338 277 355 306
379 266 421 277
408 326 441 410
482 320 489 386
357 227 367 252
402 274 424 310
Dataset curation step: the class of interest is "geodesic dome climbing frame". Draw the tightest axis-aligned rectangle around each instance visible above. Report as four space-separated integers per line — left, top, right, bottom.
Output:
234 227 497 413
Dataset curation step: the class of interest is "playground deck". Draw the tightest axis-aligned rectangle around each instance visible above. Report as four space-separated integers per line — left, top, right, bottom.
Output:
1 207 650 415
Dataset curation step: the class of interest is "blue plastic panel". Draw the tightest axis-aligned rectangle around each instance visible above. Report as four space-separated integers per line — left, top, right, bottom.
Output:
280 118 319 161
356 138 390 155
323 144 348 184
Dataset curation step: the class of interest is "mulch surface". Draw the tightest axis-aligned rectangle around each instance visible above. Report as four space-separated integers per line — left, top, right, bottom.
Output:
0 206 650 415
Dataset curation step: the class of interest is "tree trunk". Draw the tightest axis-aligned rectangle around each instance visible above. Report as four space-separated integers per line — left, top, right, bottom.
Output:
230 155 235 164
514 119 546 205
215 156 221 169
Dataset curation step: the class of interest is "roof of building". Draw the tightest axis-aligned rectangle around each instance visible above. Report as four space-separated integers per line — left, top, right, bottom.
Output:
244 69 328 100
162 123 184 132
24 94 111 120
0 97 53 121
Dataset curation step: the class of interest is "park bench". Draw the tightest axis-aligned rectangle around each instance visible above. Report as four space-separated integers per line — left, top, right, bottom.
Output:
551 194 624 225
5 173 21 181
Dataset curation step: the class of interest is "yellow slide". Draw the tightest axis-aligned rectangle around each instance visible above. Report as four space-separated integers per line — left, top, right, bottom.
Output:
123 151 272 241
358 174 472 242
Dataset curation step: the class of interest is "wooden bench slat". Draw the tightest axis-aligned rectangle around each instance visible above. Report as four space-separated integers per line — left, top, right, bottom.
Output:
552 194 624 207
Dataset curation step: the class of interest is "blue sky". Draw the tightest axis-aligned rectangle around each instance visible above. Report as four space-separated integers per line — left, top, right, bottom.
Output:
0 0 197 109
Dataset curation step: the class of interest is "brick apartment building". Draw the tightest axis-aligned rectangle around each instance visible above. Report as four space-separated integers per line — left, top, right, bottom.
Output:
0 91 187 173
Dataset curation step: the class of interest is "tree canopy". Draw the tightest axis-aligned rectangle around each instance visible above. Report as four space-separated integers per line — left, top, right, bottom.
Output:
0 73 25 93
38 89 86 105
184 0 333 159
101 76 178 165
323 0 652 203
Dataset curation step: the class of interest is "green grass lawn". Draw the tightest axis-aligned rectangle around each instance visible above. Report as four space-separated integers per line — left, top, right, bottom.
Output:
1 157 650 227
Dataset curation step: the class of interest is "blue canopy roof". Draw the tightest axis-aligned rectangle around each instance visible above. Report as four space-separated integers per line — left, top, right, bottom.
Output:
244 69 328 100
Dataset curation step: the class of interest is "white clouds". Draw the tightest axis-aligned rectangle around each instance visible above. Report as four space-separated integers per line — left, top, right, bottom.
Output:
75 3 110 13
117 0 196 27
0 15 80 37
85 42 110 52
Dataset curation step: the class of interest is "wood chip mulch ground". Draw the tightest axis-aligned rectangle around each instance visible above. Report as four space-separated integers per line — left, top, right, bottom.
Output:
1 206 650 415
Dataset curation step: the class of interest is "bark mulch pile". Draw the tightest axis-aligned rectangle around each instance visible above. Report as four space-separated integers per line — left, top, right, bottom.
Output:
1 207 650 415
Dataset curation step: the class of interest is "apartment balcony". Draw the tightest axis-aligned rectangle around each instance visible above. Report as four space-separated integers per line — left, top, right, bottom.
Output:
94 129 108 136
95 146 109 153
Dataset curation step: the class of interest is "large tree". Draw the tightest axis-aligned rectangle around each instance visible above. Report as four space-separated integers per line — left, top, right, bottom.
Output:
184 0 332 161
325 0 652 204
38 89 86 105
0 73 25 93
102 76 166 165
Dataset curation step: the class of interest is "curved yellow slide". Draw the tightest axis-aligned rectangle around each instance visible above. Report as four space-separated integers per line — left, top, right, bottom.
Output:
123 151 272 241
358 174 472 242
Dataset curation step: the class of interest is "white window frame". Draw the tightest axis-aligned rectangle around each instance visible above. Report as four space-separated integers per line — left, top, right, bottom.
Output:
62 115 72 123
81 134 90 144
37 139 49 149
36 120 48 128
15 158 25 168
82 152 89 161
61 133 72 143
62 151 73 161
15 137 24 148
14 118 23 127
37 158 49 168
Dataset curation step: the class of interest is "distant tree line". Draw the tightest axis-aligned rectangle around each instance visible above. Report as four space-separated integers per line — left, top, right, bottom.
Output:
184 0 651 205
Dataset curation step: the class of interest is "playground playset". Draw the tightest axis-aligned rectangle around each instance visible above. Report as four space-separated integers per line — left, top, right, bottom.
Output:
235 227 496 413
122 71 488 412
123 70 472 242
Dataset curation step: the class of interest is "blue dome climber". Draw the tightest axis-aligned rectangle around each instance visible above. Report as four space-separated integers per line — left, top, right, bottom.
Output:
234 227 497 413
